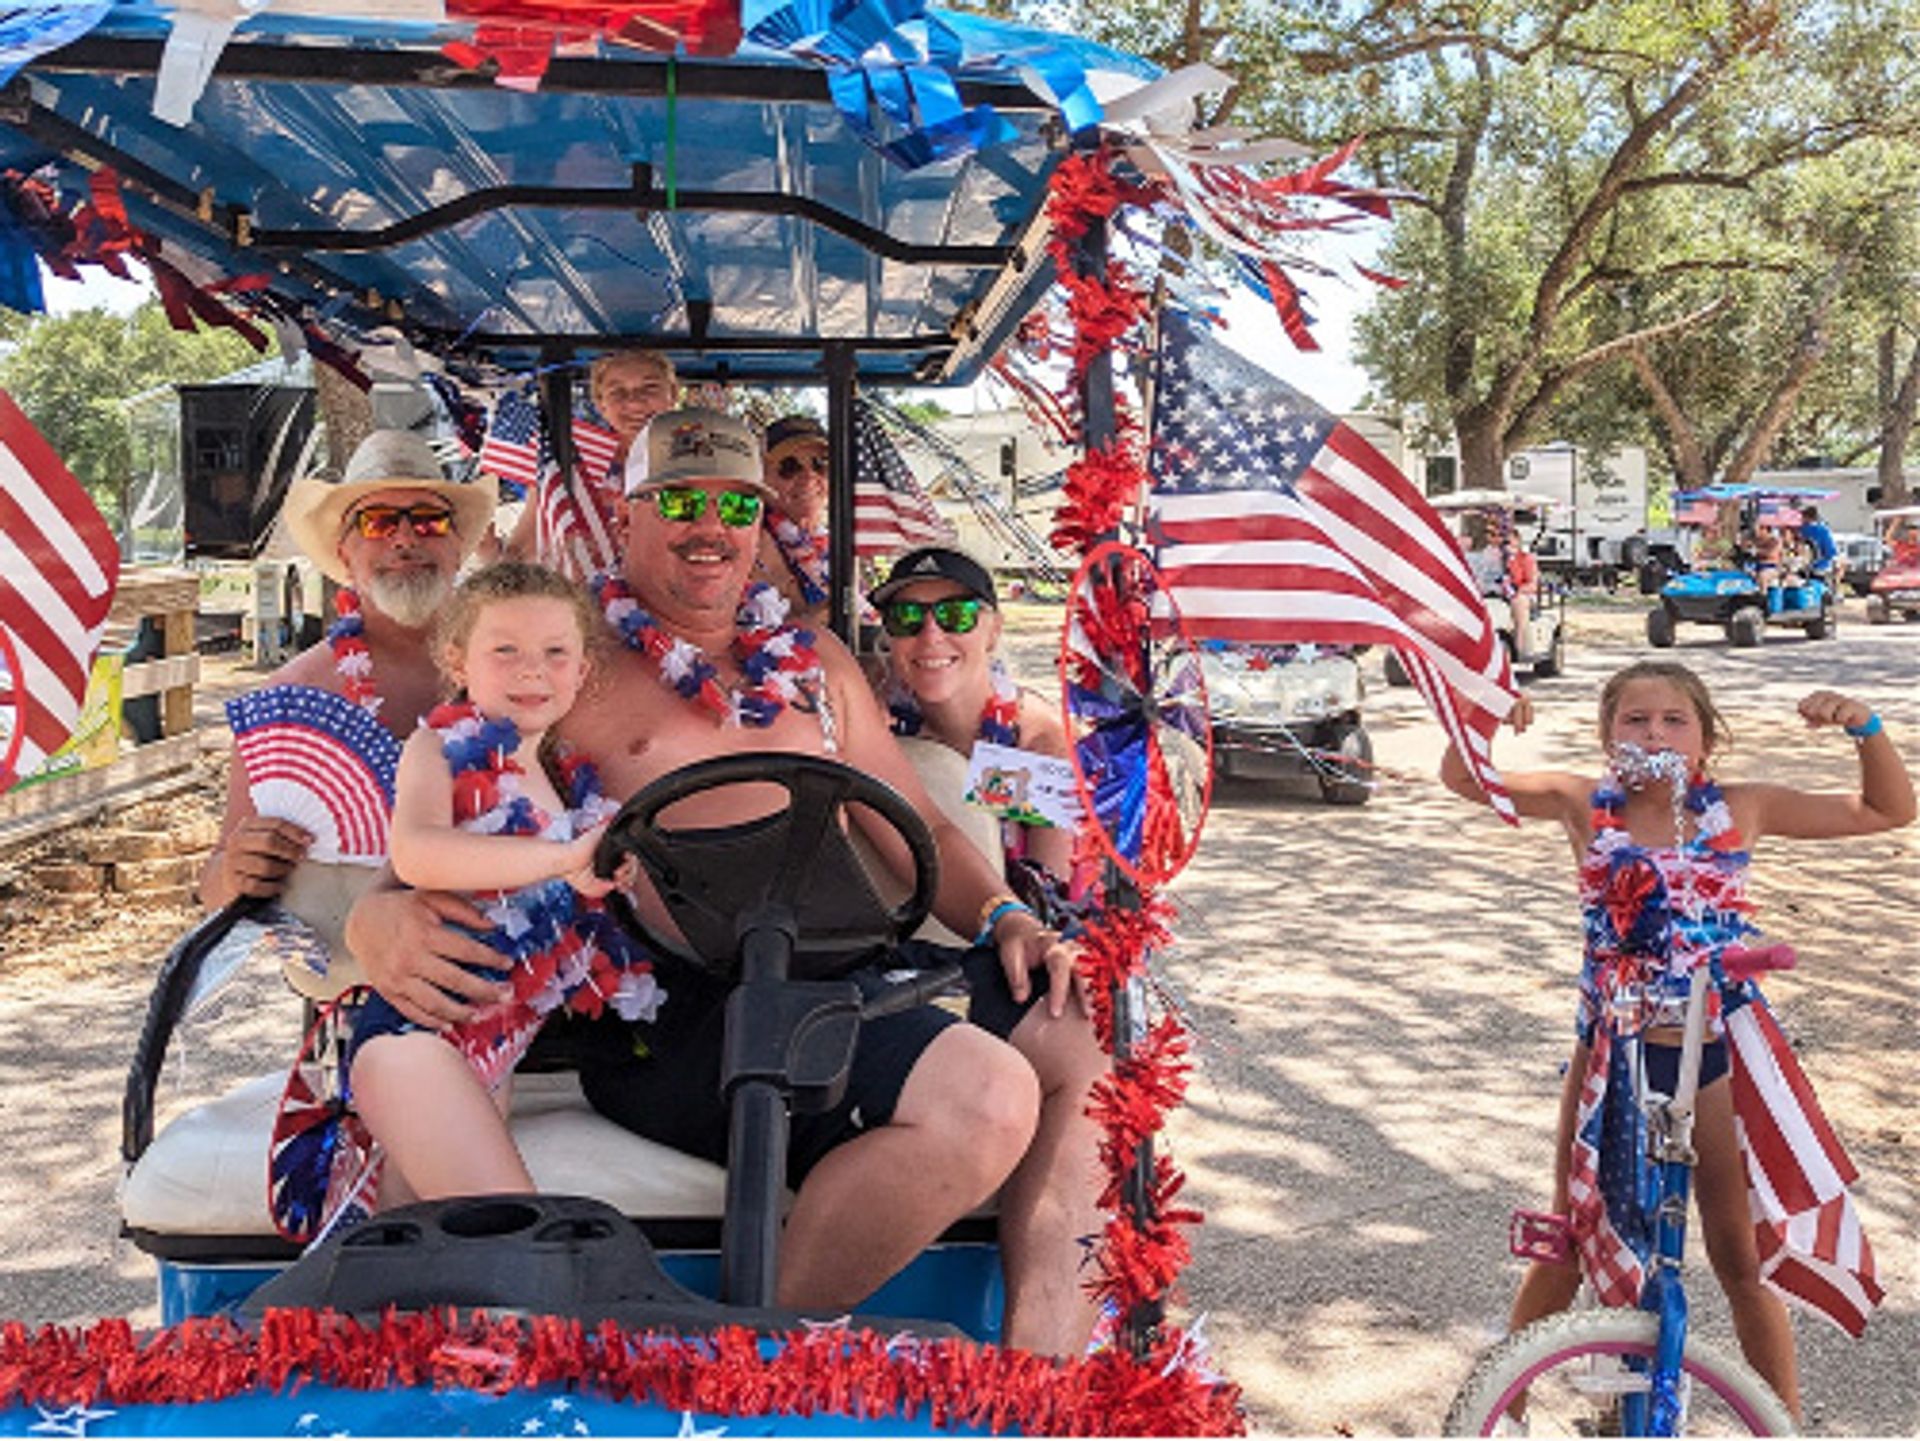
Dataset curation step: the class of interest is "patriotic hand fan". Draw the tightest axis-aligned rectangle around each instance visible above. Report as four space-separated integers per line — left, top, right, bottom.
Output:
269 998 377 1244
1059 542 1213 889
226 685 401 865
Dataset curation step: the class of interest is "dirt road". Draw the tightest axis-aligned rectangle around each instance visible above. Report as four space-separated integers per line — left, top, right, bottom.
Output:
0 596 1913 1434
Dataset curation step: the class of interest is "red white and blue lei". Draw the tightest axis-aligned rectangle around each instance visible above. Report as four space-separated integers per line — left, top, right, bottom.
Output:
767 507 831 608
428 700 663 1078
327 587 380 714
594 574 821 727
886 658 1020 747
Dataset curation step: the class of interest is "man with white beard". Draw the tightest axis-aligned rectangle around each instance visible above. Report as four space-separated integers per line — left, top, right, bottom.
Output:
196 430 495 908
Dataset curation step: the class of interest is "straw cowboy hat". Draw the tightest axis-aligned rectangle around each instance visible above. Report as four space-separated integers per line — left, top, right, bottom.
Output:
285 429 495 584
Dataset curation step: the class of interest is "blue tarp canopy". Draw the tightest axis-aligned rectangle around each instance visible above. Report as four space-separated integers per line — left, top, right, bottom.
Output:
0 2 1157 384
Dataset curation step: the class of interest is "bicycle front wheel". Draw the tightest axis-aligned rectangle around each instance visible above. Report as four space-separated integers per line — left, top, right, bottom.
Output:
1443 1309 1797 1436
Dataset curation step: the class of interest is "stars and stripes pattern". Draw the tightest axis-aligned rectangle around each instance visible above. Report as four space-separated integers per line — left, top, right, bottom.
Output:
226 685 402 865
1145 311 1517 819
1566 1028 1654 1308
0 389 120 790
478 389 625 583
1726 995 1882 1336
853 398 954 556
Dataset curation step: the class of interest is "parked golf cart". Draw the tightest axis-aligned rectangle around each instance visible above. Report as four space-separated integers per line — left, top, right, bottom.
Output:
1865 505 1920 625
1383 489 1565 684
1198 641 1371 804
0 8 1251 1436
1646 485 1840 648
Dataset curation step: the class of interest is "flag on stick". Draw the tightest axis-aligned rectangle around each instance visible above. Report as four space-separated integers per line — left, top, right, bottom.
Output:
0 389 120 790
1146 311 1518 818
852 399 953 556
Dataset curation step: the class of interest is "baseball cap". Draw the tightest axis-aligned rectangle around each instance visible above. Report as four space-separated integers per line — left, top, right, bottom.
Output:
764 414 828 457
868 546 998 608
624 407 773 498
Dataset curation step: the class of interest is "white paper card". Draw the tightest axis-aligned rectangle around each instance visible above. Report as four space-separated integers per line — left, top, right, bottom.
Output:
964 741 1083 830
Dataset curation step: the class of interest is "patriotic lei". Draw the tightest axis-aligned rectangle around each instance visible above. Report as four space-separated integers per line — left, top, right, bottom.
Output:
887 659 1020 747
766 506 830 607
429 701 664 1041
593 575 821 727
1578 761 1755 1041
327 588 379 714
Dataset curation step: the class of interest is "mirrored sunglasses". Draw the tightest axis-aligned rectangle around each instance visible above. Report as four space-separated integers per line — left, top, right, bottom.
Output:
647 486 765 527
778 453 830 480
348 504 455 540
881 597 984 638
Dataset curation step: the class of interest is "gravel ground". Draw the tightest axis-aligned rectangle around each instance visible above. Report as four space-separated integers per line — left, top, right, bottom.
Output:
0 596 1914 1435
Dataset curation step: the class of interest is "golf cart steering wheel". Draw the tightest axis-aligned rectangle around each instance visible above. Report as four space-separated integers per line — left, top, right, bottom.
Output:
593 752 939 981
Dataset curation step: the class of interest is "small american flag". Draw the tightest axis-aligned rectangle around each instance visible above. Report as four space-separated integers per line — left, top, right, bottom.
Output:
1567 1031 1654 1309
0 389 120 790
477 388 546 489
853 398 954 556
1146 311 1517 818
1727 995 1882 1336
572 412 621 481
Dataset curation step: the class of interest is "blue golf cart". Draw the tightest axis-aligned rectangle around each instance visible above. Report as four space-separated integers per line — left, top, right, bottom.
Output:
1646 485 1840 648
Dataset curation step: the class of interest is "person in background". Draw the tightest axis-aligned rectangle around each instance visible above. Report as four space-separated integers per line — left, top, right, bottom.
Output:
754 413 832 621
498 351 678 582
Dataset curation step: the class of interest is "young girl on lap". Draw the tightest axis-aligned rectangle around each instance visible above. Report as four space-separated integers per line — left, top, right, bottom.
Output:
1442 661 1913 1419
349 562 660 1211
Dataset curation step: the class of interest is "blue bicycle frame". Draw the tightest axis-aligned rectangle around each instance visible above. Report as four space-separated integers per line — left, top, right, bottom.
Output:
1618 960 1716 1438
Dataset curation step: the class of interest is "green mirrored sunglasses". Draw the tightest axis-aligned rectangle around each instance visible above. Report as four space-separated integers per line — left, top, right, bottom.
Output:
881 597 984 638
645 486 765 527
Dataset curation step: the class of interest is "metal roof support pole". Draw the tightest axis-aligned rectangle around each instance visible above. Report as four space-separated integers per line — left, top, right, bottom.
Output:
539 349 576 488
826 342 858 645
1075 211 1159 1359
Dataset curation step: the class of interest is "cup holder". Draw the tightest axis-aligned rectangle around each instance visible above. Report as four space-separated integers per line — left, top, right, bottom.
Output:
341 1220 424 1248
438 1199 542 1239
535 1217 618 1244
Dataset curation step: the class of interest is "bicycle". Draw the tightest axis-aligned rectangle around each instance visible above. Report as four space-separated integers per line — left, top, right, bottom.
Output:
1444 944 1800 1437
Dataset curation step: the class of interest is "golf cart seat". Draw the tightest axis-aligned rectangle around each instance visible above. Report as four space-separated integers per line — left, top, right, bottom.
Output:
121 739 993 1291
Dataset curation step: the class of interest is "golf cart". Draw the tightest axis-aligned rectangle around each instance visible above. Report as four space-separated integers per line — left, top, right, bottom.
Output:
1383 490 1565 684
1865 505 1920 625
0 7 1251 1435
1646 485 1840 648
1197 641 1371 804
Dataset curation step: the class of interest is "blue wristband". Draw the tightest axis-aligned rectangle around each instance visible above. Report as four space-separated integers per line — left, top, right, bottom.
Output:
1844 713 1883 740
975 899 1033 947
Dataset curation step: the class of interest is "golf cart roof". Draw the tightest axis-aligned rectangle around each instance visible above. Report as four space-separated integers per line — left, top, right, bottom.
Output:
1672 484 1839 504
0 3 1158 384
1427 489 1557 511
1873 505 1920 521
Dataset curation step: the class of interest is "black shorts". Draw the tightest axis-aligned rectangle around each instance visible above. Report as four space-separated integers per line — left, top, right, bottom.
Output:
1643 1037 1730 1095
564 941 1040 1187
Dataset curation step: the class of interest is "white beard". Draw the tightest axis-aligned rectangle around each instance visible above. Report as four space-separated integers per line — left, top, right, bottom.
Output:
365 569 453 630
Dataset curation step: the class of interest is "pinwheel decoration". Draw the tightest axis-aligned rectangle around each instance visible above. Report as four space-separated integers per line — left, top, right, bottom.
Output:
1059 542 1212 889
269 1001 375 1244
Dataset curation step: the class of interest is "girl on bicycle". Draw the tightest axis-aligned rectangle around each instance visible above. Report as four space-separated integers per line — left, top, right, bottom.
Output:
348 562 660 1213
1441 660 1913 1419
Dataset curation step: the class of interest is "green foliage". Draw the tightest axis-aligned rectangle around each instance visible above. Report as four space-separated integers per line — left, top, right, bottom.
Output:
0 299 266 523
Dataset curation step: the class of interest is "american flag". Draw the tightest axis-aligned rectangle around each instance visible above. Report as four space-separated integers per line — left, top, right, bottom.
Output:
480 389 623 583
0 390 120 790
1146 311 1518 818
1727 995 1882 1336
477 387 546 489
853 398 954 556
1566 1030 1654 1309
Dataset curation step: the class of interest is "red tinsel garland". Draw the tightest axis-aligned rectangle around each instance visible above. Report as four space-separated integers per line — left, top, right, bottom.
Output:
0 1309 1243 1436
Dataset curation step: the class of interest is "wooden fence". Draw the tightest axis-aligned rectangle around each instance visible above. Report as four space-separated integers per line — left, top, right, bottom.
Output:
0 569 203 851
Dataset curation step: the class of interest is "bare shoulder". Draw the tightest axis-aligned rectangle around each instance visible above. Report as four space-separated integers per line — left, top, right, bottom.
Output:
1015 689 1068 758
266 641 339 693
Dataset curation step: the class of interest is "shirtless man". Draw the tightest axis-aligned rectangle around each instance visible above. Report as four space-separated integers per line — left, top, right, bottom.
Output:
347 409 1108 1358
197 430 494 909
